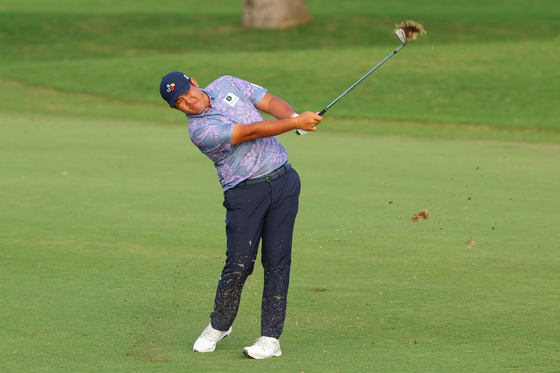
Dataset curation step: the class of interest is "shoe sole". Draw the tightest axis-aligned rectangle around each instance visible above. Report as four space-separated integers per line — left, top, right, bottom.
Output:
243 348 282 359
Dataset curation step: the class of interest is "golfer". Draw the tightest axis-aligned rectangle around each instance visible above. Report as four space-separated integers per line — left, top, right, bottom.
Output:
159 72 321 359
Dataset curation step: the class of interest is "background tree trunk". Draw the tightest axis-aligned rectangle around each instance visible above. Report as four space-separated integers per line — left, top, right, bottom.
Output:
242 0 313 29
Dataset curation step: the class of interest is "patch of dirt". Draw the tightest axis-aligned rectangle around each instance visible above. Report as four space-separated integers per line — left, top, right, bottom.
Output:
139 355 170 362
311 287 328 292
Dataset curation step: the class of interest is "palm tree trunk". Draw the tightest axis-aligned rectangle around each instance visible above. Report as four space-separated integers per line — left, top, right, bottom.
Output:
242 0 313 29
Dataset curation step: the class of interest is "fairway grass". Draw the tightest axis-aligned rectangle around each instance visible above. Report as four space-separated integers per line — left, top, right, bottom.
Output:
1 0 560 371
2 112 559 372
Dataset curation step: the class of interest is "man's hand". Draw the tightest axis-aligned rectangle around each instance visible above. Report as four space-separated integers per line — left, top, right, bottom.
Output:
293 111 322 132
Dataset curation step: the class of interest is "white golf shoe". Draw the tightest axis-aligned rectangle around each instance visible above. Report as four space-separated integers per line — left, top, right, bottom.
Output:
243 336 282 359
193 323 232 353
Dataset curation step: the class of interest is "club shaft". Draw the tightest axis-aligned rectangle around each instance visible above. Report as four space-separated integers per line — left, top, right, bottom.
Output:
318 45 404 116
296 43 404 136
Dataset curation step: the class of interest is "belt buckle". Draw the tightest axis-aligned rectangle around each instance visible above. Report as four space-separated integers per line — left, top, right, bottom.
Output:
265 174 270 182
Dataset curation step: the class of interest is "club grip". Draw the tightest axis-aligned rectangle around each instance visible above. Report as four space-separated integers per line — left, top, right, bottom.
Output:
318 108 327 116
292 113 308 136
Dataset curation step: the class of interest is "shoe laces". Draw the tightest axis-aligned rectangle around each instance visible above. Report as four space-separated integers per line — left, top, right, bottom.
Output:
254 336 276 349
202 326 226 342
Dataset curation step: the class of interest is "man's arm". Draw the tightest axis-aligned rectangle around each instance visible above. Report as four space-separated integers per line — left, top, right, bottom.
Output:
230 93 322 146
255 92 297 119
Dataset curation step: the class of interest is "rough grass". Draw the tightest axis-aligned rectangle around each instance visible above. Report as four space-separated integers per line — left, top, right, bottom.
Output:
1 1 558 133
2 39 559 132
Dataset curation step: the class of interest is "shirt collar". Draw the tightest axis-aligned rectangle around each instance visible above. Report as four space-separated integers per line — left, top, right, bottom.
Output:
203 88 218 100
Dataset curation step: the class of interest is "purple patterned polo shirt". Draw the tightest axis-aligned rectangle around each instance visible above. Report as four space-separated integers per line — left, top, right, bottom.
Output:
187 76 289 191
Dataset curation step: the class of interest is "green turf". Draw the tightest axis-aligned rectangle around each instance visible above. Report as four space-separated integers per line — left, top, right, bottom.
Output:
1 0 559 371
2 113 559 371
1 0 558 133
2 40 559 131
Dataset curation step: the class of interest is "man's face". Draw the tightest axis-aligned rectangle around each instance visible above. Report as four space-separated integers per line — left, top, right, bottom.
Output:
173 78 209 115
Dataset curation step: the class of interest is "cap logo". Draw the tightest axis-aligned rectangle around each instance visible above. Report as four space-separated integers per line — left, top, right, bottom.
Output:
167 83 175 93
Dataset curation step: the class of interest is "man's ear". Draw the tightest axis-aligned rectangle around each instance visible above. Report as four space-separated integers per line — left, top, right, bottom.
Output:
190 77 200 88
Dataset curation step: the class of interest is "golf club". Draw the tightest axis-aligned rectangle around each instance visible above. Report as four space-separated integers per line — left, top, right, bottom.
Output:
296 22 424 136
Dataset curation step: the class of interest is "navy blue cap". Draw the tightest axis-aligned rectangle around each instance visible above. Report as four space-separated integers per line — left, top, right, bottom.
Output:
160 72 191 107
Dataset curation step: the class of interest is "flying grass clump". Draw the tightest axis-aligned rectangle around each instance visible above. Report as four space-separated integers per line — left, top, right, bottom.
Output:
466 236 476 250
395 20 426 41
412 209 429 222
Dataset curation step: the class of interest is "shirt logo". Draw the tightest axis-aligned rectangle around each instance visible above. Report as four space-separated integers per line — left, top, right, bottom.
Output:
224 93 239 107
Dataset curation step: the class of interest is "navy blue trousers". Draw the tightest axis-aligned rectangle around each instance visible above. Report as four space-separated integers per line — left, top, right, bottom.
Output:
210 168 300 339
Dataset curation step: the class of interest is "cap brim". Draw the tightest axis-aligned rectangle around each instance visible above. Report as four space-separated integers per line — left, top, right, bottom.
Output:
168 82 191 108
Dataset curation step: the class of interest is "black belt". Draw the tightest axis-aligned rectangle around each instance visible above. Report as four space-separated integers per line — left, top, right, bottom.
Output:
239 163 292 186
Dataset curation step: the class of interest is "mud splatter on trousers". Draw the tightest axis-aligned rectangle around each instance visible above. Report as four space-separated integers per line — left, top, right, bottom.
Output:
210 168 300 339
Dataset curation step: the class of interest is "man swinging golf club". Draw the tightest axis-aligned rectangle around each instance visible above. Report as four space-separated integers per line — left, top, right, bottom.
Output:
159 20 424 360
159 72 321 359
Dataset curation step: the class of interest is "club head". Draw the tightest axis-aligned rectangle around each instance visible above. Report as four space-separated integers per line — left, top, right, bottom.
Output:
395 28 407 45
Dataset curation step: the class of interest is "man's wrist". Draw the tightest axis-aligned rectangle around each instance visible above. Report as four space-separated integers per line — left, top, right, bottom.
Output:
290 113 299 130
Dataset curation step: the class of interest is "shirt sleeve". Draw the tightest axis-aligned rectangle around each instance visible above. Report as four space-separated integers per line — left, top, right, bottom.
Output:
189 118 233 156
